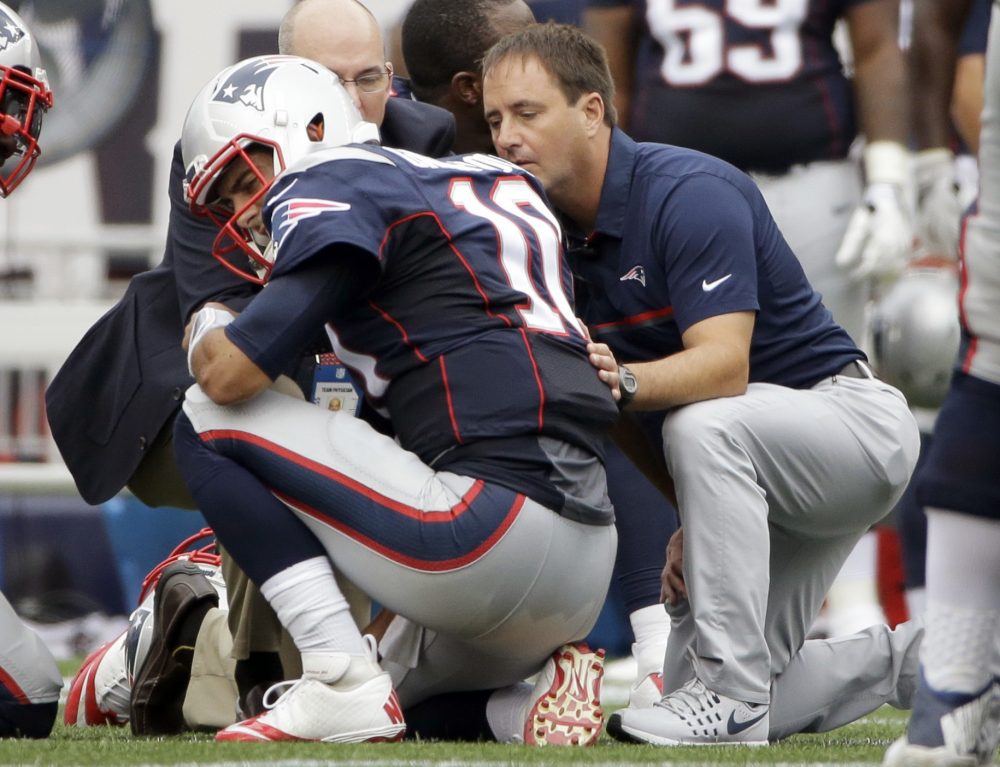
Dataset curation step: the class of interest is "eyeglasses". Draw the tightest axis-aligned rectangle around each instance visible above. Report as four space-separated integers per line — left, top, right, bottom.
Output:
340 69 390 93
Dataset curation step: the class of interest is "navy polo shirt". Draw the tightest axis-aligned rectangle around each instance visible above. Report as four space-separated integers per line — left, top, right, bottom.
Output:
568 129 862 390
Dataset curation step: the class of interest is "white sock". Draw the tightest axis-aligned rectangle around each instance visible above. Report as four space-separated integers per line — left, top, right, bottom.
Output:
485 682 532 743
260 556 365 656
921 509 1000 693
629 604 670 678
837 530 879 582
925 510 1000 612
825 530 884 635
905 586 926 621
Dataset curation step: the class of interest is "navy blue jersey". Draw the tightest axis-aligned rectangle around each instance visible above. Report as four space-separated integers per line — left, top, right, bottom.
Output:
528 0 585 24
569 130 861 388
245 146 618 523
589 0 866 172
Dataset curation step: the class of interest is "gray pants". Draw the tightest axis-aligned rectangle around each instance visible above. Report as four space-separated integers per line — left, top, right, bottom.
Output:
0 592 61 706
183 386 617 708
662 374 920 705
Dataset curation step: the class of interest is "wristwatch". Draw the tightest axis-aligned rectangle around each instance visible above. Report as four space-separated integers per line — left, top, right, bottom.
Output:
618 365 638 409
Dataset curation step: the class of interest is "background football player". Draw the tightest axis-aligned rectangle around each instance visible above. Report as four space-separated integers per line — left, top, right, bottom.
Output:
0 0 61 739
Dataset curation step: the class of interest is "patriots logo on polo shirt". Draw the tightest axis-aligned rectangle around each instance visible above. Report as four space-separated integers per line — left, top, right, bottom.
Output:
620 265 646 287
0 9 25 52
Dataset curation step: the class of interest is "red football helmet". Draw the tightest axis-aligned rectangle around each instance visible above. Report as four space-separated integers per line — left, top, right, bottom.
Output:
0 2 53 197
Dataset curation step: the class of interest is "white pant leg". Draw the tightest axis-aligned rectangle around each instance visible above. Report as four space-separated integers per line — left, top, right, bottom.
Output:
962 13 1000 386
0 592 62 705
183 386 617 703
661 377 919 703
754 161 869 346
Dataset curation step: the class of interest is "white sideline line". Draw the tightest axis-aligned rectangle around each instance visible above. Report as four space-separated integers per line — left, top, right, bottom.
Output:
3 761 883 767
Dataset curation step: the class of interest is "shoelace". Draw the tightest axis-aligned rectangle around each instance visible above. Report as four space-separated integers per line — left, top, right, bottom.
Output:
655 678 720 718
261 678 302 710
259 635 381 711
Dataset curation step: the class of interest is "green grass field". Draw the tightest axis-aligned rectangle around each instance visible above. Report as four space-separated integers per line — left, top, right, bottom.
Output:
0 659 912 767
0 712 908 767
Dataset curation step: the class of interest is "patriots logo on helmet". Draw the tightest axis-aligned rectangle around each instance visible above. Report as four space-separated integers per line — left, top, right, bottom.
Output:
212 56 293 112
0 10 25 51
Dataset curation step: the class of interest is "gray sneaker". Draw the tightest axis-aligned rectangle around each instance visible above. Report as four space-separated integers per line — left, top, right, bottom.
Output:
883 678 1000 767
607 677 769 746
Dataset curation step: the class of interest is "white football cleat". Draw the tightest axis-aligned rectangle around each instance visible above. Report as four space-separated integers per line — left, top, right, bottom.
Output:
64 632 131 726
607 677 769 746
216 639 406 743
522 643 605 747
883 679 1000 767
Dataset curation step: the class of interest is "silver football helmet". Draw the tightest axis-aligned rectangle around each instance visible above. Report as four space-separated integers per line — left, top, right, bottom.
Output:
0 2 53 197
871 267 961 409
181 54 379 283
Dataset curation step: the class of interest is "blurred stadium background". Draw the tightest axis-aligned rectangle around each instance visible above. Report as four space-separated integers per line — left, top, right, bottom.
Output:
0 0 632 662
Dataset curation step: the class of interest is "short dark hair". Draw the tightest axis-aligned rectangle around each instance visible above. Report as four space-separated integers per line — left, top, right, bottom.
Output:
402 0 522 102
482 22 617 126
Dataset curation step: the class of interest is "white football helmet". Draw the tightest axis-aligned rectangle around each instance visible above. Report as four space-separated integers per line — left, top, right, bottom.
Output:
0 2 53 197
181 54 380 284
871 267 961 410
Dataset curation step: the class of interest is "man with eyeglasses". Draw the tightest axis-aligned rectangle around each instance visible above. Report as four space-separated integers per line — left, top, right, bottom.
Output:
278 0 454 156
48 0 456 736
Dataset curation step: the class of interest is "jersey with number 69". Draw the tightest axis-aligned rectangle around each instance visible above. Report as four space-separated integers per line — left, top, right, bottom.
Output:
256 146 618 521
594 0 864 173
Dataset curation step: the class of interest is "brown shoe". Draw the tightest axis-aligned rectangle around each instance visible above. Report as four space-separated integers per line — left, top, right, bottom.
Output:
129 561 219 735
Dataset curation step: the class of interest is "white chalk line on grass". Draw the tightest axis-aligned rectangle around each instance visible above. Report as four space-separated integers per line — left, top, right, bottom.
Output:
2 761 884 767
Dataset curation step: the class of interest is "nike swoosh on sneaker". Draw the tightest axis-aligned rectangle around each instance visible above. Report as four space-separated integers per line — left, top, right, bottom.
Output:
702 274 732 291
727 708 768 735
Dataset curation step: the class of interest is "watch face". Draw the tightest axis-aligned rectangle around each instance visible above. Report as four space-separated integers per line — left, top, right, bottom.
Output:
620 366 638 395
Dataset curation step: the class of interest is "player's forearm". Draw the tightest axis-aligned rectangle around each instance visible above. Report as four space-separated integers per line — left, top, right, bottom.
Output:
952 54 985 154
909 0 972 150
583 5 636 129
191 328 271 405
853 57 907 145
849 12 908 145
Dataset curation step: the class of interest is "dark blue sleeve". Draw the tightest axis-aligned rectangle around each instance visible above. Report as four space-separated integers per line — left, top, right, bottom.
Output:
959 0 990 56
652 173 760 334
165 141 260 322
266 158 396 279
224 251 377 380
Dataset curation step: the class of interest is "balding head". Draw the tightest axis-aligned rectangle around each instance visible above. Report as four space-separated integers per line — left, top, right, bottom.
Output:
279 0 392 125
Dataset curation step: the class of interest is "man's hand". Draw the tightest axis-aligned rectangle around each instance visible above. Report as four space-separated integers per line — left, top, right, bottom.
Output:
587 341 622 402
835 183 912 282
914 148 962 259
184 302 239 386
661 527 686 606
835 141 913 283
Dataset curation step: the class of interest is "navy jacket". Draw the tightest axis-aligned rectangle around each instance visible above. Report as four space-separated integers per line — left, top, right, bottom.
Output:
46 98 455 505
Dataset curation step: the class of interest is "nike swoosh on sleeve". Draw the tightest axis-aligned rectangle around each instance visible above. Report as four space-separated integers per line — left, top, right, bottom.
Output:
702 274 733 292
